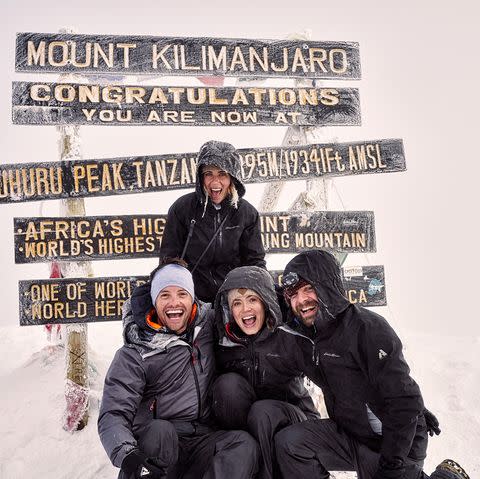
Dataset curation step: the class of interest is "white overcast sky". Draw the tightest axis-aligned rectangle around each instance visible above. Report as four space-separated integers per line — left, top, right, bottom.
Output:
1 0 478 340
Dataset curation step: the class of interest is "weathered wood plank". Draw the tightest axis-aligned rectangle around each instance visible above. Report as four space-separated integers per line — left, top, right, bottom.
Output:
15 33 361 79
0 139 405 203
14 211 375 263
18 276 147 325
12 82 361 126
19 266 384 325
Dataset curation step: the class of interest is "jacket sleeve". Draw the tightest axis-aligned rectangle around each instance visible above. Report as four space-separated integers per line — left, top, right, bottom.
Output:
97 347 147 468
160 200 188 259
357 316 424 466
239 208 266 268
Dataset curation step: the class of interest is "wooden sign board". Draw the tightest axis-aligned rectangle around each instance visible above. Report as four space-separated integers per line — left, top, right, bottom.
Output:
15 33 361 79
19 266 384 325
18 276 148 326
14 211 375 263
271 264 386 307
12 82 361 126
0 139 405 204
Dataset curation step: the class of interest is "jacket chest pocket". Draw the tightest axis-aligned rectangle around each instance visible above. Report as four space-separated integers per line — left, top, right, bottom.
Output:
263 353 297 385
221 225 242 254
319 354 364 394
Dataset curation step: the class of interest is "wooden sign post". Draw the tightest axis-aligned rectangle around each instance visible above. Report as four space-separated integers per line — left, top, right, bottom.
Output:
58 124 90 432
52 32 91 431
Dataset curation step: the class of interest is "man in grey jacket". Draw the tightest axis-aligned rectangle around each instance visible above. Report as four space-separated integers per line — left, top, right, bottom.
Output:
98 257 259 479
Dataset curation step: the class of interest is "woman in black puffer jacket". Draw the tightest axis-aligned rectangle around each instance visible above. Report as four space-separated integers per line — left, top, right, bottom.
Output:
213 266 319 479
160 140 266 304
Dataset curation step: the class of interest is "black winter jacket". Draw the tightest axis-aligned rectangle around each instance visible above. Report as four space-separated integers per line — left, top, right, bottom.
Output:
283 250 427 467
215 266 319 419
160 141 266 303
98 282 216 468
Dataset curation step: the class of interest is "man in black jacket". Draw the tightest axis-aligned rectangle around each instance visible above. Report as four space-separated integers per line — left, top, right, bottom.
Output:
274 250 469 479
98 258 259 479
160 140 266 304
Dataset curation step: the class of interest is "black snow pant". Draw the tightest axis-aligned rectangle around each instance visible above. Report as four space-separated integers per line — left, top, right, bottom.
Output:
275 418 432 479
213 372 309 479
119 418 260 479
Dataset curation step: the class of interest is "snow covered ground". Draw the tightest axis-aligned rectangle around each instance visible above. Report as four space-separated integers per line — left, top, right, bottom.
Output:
0 323 478 479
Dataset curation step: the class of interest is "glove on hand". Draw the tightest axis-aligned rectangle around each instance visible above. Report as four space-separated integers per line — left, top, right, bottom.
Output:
121 449 165 479
424 408 441 436
372 458 405 479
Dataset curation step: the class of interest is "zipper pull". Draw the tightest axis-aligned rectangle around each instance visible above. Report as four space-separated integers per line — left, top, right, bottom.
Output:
191 341 204 372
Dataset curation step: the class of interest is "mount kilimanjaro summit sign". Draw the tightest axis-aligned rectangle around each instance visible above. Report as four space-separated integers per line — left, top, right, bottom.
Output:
16 32 361 79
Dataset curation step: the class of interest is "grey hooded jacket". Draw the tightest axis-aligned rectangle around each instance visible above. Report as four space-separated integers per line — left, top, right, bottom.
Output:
160 140 266 303
97 282 216 468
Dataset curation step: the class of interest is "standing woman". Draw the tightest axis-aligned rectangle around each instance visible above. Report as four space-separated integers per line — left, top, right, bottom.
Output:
213 266 319 479
160 140 266 304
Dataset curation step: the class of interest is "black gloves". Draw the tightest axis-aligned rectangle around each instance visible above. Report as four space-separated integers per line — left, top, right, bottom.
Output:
372 458 405 479
121 449 165 479
424 408 441 436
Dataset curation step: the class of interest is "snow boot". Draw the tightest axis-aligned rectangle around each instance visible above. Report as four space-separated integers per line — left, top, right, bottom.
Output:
430 459 470 479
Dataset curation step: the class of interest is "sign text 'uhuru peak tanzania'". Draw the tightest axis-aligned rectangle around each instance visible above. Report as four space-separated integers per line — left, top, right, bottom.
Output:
0 139 405 203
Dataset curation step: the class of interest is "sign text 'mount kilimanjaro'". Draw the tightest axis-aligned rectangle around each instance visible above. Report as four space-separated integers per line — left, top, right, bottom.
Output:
16 33 361 79
14 211 375 263
12 82 361 126
19 267 384 325
0 139 405 204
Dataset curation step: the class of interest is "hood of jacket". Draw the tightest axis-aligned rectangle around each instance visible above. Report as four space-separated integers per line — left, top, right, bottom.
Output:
122 281 209 357
215 265 282 342
195 140 246 203
283 250 351 325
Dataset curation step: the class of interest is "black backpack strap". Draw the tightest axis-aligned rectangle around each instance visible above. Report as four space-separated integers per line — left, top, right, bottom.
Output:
191 212 230 274
180 218 197 260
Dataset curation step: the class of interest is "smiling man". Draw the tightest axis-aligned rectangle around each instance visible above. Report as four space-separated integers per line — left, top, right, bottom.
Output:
275 249 469 479
98 257 259 479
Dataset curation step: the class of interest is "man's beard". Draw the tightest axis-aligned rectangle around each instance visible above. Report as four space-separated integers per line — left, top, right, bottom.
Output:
294 300 319 327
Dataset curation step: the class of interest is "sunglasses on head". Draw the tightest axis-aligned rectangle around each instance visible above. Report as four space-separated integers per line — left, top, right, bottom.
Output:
282 272 300 289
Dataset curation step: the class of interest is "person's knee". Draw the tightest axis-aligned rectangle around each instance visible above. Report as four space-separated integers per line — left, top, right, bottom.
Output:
248 399 273 418
213 373 252 401
247 399 279 432
274 424 305 457
213 373 255 429
231 430 260 462
137 420 178 464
